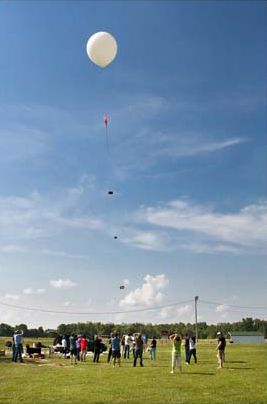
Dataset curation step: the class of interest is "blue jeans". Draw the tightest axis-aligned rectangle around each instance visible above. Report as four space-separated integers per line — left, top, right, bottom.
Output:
12 344 16 361
188 349 197 364
150 347 156 360
133 349 143 366
14 344 23 362
124 345 130 359
185 347 190 363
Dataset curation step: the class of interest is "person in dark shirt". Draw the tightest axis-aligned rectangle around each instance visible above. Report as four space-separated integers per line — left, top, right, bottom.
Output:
216 331 226 368
133 333 144 367
69 334 77 365
150 337 157 360
107 335 113 363
184 333 190 364
93 335 102 363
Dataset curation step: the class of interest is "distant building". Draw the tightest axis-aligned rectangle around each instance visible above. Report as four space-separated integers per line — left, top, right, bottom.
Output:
160 330 169 340
45 329 57 337
229 331 265 344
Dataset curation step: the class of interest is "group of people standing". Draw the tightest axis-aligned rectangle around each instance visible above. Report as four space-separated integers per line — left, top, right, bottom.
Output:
107 333 156 367
169 333 198 374
55 332 153 367
9 329 226 373
59 334 104 365
169 331 226 374
68 334 91 365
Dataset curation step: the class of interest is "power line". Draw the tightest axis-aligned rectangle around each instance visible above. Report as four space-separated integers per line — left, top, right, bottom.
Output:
0 298 194 316
2 297 265 316
200 299 267 311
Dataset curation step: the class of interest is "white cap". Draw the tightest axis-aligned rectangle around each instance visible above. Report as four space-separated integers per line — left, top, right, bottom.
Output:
217 331 221 335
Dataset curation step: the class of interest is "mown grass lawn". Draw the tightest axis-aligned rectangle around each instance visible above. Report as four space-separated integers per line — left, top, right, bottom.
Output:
0 339 266 404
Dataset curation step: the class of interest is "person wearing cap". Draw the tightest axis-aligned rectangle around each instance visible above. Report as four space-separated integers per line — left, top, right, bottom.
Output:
216 331 226 368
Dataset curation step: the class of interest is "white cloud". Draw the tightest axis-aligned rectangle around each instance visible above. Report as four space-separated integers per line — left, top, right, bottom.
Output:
3 293 20 300
1 192 265 257
0 124 49 162
49 278 77 289
215 304 234 320
178 242 243 255
39 249 91 261
140 199 267 252
119 274 169 307
0 244 91 261
0 245 28 253
153 135 247 159
22 287 46 295
66 174 96 199
215 304 231 313
160 304 193 320
122 231 170 251
0 188 105 243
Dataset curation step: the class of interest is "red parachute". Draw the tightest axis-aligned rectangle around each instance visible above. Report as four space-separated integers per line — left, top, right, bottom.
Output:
104 114 109 151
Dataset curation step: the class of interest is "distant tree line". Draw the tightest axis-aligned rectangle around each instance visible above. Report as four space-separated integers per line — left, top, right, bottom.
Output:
0 318 266 338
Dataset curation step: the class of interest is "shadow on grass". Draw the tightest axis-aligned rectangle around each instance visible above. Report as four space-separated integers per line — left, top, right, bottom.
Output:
0 357 50 366
226 367 254 370
183 372 216 376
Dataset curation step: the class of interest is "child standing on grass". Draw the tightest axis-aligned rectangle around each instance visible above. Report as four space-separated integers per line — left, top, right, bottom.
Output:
169 333 182 374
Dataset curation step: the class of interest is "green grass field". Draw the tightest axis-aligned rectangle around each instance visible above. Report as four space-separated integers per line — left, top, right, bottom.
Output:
0 338 266 404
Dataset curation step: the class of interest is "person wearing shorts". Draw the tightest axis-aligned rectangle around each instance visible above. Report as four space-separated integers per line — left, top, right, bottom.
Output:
111 333 121 368
169 333 182 374
80 335 88 362
216 331 226 368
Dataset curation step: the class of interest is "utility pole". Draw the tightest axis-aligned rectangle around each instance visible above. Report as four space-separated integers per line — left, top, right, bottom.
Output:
195 296 199 341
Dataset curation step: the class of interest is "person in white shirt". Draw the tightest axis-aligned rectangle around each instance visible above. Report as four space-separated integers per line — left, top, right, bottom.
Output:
124 334 131 359
188 336 197 364
13 330 24 363
61 336 68 358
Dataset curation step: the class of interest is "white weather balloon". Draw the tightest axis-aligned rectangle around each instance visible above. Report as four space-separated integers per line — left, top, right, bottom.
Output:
86 32 118 68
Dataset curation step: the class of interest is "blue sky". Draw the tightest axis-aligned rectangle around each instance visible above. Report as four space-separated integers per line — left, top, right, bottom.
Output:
0 1 266 328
